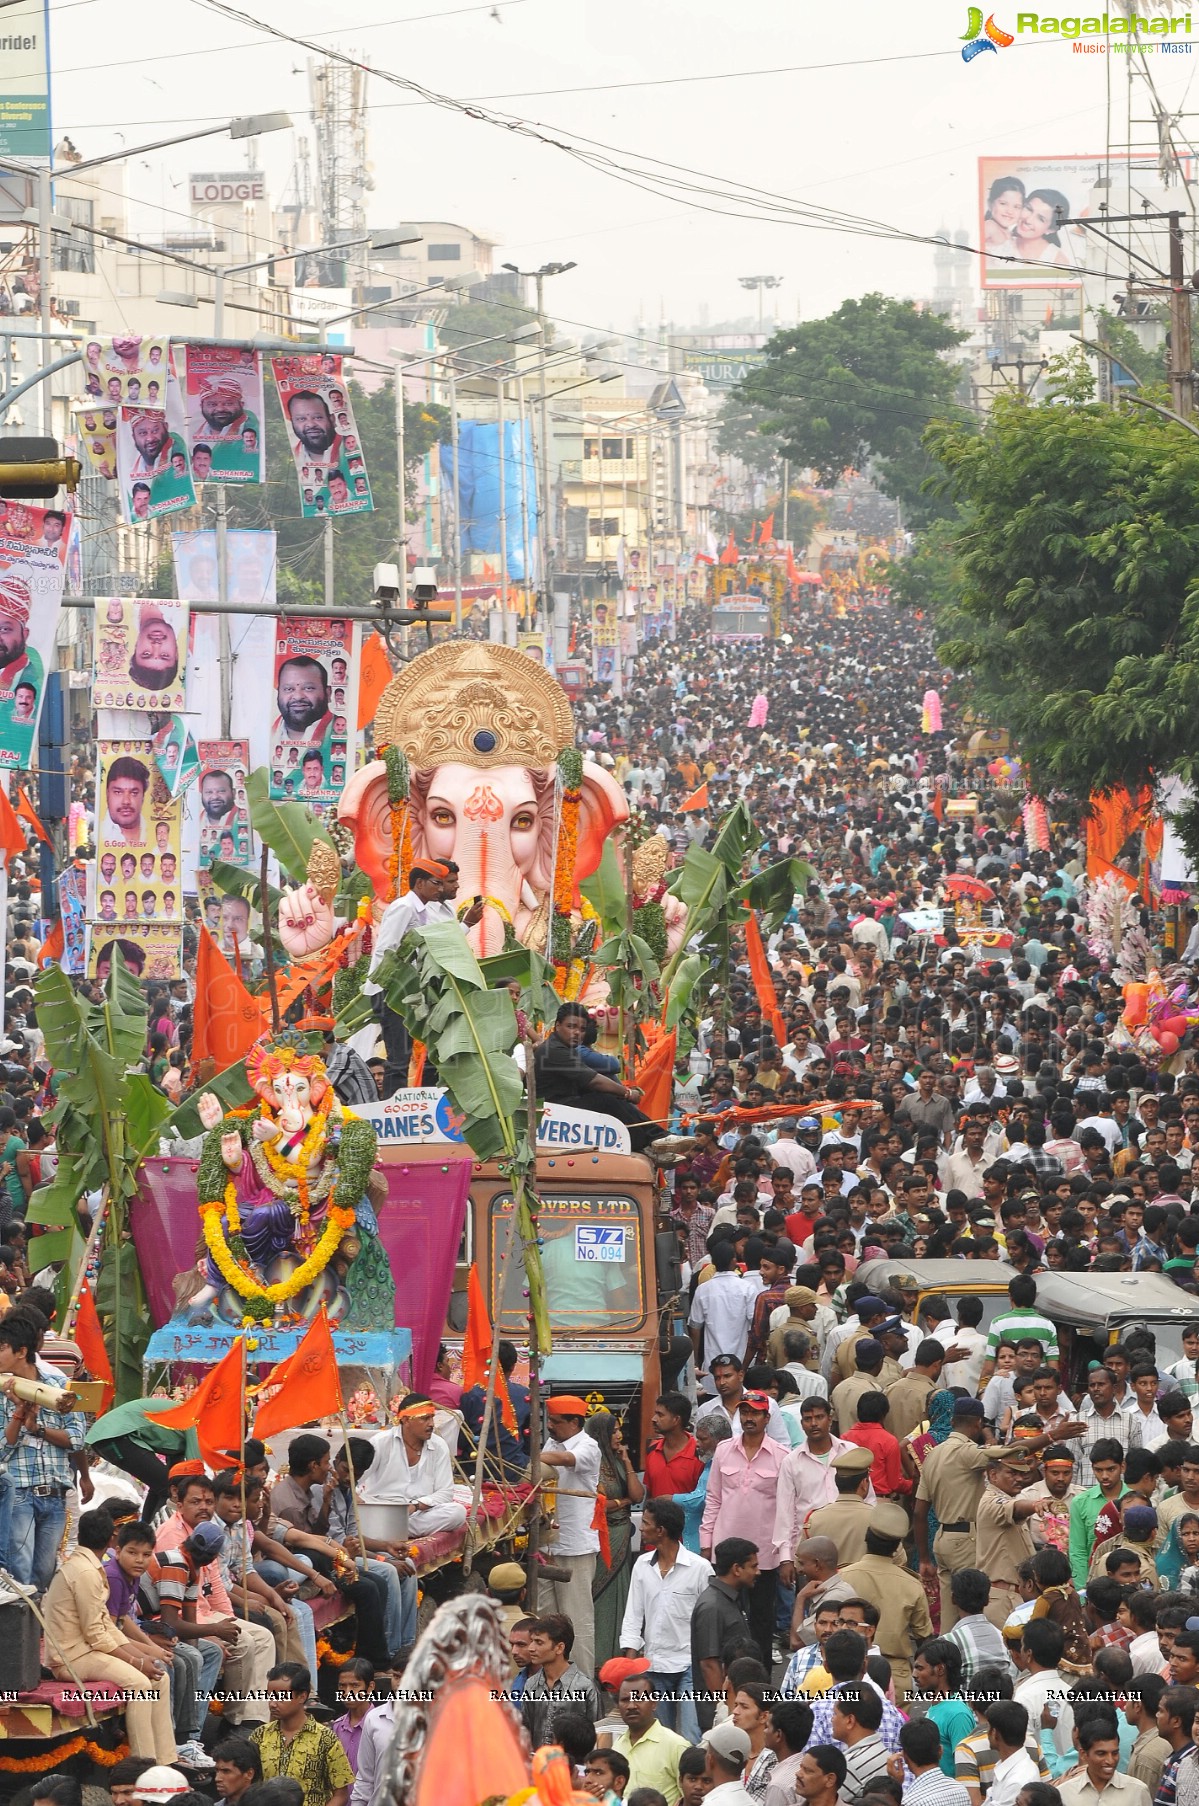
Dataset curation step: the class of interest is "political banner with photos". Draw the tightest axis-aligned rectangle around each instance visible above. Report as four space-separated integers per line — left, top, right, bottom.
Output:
93 599 188 713
271 352 374 519
590 596 617 684
151 715 200 800
80 335 169 403
0 501 71 770
196 739 252 872
86 922 182 983
172 528 277 607
267 618 357 806
58 861 88 978
95 739 183 924
117 407 195 523
73 403 118 479
181 344 264 484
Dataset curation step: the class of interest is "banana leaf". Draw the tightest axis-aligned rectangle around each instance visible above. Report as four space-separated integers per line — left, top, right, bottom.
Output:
246 767 334 883
710 800 760 874
167 1059 255 1141
733 857 816 934
207 857 283 913
125 1073 174 1163
663 953 704 1031
95 1238 150 1406
579 840 629 938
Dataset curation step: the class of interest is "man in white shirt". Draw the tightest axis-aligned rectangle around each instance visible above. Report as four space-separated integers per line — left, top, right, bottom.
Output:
985 1700 1043 1806
689 1246 755 1389
363 860 482 1093
766 1121 817 1184
350 1696 395 1806
1013 1620 1075 1763
618 1496 711 1743
356 1394 467 1537
539 1397 602 1678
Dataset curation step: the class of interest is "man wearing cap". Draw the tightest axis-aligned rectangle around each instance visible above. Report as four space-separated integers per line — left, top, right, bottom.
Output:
798 1447 895 1567
914 1399 992 1631
976 1449 1045 1629
539 1396 603 1678
830 1337 888 1433
700 1392 787 1669
828 1296 891 1385
701 1721 755 1805
355 1393 468 1538
43 1506 178 1762
836 1502 932 1703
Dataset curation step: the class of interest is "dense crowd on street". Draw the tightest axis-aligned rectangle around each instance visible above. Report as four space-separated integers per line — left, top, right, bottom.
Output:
7 588 1199 1806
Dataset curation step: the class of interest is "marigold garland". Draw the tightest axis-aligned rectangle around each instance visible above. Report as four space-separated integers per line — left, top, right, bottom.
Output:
201 1202 355 1317
381 743 411 903
0 1738 130 1774
550 747 583 994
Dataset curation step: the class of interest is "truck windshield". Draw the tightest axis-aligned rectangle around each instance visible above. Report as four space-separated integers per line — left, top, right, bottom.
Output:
489 1191 646 1333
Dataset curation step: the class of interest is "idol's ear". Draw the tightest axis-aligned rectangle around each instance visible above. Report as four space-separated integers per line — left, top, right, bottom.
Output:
337 760 391 895
575 760 629 886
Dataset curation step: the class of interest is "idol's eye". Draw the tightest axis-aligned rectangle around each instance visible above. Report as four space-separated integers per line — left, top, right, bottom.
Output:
511 811 537 833
430 808 455 828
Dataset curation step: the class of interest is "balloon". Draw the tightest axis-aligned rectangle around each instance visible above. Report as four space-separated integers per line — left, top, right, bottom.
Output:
1157 1031 1181 1055
1160 1015 1191 1040
1123 984 1149 1026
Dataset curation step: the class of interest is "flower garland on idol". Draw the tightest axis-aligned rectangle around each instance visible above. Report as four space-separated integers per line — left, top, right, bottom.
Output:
380 742 412 903
196 1042 375 1324
550 746 583 995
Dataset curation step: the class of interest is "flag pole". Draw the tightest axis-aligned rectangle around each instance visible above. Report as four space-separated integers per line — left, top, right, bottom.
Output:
327 1311 375 1617
238 1336 250 1622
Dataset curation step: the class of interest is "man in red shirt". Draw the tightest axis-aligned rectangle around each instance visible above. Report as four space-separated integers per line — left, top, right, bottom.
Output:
642 1393 703 1497
843 1393 909 1499
785 1182 826 1250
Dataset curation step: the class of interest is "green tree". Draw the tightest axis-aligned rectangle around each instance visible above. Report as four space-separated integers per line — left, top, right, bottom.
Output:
716 398 784 477
440 297 545 365
735 293 968 525
927 362 1199 807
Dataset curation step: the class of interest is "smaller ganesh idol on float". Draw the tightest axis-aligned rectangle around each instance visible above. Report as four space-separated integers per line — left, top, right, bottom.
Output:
182 1028 393 1328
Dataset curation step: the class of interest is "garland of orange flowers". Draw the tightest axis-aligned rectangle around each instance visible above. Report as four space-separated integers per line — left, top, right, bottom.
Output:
0 1738 130 1774
380 744 412 903
550 748 582 994
200 1200 355 1318
258 1088 335 1245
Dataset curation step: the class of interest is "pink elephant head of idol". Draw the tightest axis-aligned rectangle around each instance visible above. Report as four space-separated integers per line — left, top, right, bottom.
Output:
341 642 628 958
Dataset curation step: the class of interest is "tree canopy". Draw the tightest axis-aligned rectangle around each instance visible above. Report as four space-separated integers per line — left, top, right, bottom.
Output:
928 358 1199 804
734 293 968 524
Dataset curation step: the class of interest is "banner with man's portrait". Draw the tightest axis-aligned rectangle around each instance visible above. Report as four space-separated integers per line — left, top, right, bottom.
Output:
196 739 252 872
590 596 617 684
180 344 264 485
271 353 374 519
73 403 118 479
267 619 358 807
95 739 183 926
172 528 277 608
79 335 169 404
85 923 182 984
93 599 188 713
0 501 71 770
151 715 199 800
117 407 195 524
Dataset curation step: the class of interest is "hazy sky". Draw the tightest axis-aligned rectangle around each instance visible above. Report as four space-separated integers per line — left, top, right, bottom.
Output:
47 0 1199 347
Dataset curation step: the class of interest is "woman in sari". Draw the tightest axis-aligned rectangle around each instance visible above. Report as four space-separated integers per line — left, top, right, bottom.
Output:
586 1409 644 1674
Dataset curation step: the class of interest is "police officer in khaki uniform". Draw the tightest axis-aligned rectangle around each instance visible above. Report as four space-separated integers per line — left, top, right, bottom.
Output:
975 1447 1042 1630
799 1447 891 1567
833 1297 891 1382
830 1339 887 1432
838 1500 933 1705
913 1397 991 1631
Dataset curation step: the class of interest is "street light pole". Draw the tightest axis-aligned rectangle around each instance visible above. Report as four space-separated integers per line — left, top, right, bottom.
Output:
500 260 577 608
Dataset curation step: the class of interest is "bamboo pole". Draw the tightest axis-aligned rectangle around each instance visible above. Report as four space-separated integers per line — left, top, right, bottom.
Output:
238 1337 250 1621
522 1033 543 1615
260 845 281 1034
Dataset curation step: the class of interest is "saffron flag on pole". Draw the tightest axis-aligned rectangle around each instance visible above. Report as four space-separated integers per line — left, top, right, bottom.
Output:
461 1263 517 1433
146 1337 245 1471
14 787 50 846
680 781 708 814
718 532 739 566
0 784 27 869
251 1308 343 1440
357 631 393 730
758 513 774 545
74 1280 115 1415
192 924 263 1073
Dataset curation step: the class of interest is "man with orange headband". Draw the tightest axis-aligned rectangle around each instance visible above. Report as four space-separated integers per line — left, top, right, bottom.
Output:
540 1395 603 1679
364 861 484 1096
355 1394 467 1540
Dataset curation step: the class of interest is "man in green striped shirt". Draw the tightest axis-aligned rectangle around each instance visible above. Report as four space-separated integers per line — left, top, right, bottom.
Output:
978 1276 1059 1392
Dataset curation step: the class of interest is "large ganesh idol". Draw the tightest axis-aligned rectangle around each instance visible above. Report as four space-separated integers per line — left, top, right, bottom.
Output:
278 642 633 963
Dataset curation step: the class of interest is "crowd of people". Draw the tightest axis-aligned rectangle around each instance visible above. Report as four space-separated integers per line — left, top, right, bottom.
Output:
6 585 1199 1806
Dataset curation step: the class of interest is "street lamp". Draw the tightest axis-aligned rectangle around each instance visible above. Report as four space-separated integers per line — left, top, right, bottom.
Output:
500 259 577 592
738 274 783 330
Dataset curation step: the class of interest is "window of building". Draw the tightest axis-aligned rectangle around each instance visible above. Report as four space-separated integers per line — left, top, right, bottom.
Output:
588 516 619 538
428 243 462 261
52 195 95 276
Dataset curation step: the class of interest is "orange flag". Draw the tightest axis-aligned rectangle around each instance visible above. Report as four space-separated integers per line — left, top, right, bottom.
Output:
633 1022 677 1127
14 787 50 846
37 918 64 968
786 546 800 584
718 532 738 566
146 1338 245 1471
251 1308 343 1440
758 513 774 544
192 925 263 1074
0 785 27 870
680 781 708 814
743 907 786 1046
461 1263 517 1433
357 632 393 730
74 1280 115 1415
930 789 945 823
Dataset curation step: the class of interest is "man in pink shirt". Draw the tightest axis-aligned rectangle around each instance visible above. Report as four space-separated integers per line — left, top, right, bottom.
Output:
774 1396 878 1580
699 1390 786 1668
155 1471 274 1727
